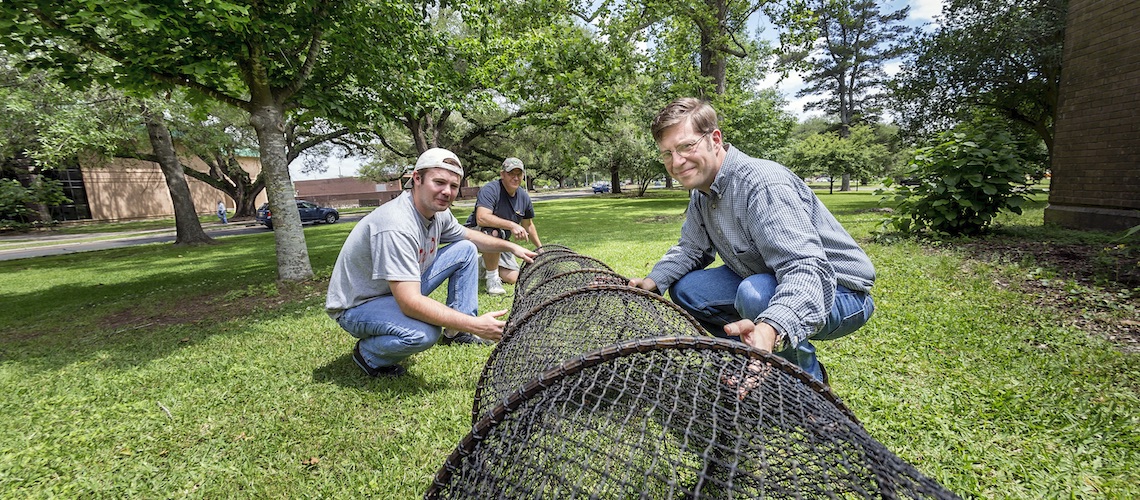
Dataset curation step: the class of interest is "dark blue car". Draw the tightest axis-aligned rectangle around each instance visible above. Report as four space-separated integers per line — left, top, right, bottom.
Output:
592 183 611 193
256 200 339 229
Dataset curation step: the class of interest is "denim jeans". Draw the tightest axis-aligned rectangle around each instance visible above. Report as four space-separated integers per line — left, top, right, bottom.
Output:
336 240 479 368
669 266 874 383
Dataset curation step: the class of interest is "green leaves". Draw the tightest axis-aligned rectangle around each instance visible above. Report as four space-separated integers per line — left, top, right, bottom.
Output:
877 119 1045 238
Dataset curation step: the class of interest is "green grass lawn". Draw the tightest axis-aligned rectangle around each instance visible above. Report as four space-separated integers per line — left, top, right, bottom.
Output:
1 190 1136 498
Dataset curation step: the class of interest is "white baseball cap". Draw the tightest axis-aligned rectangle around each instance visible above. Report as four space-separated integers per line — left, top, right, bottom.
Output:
405 148 463 188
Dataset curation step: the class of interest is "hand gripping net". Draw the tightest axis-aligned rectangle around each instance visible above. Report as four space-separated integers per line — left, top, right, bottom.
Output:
474 284 708 423
429 337 960 500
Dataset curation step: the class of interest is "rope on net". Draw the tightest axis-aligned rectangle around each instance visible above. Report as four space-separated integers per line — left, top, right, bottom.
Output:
430 337 960 500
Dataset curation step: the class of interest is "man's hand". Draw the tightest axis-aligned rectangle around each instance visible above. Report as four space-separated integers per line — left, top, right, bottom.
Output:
628 277 658 292
509 222 528 240
511 244 537 264
467 309 509 341
724 319 778 352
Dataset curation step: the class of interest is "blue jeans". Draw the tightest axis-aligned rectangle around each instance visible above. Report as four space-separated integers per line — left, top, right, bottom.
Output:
335 240 479 368
669 266 874 382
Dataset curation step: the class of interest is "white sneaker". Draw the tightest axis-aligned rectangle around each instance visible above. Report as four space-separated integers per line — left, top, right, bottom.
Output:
485 273 506 295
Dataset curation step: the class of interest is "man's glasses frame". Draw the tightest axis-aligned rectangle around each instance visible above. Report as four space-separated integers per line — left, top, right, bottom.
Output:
659 132 711 163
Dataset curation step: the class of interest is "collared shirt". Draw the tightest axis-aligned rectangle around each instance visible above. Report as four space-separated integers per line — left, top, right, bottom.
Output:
646 146 875 345
325 191 466 319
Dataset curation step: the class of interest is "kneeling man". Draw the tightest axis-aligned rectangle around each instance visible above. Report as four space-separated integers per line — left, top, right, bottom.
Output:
326 148 536 377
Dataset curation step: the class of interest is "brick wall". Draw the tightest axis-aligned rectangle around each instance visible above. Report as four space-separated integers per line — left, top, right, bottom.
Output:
1046 0 1140 231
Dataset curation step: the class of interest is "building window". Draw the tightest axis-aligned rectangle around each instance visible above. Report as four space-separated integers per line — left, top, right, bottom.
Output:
43 166 91 221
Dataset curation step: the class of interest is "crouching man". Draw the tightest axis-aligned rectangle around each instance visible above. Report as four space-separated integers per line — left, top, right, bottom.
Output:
326 148 536 377
629 98 876 384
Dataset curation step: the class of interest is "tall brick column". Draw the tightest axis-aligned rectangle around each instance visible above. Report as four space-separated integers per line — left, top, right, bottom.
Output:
1046 0 1140 232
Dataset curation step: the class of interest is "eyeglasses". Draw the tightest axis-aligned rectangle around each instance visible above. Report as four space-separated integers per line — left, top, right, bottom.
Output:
659 132 710 163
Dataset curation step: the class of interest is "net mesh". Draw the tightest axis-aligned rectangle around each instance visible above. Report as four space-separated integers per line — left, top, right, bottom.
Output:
515 252 615 298
426 246 958 499
430 337 959 500
474 285 707 423
507 268 631 328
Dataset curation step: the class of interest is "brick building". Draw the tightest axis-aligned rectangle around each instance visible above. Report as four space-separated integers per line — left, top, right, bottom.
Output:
1046 0 1140 231
292 177 406 208
52 154 267 222
293 176 479 208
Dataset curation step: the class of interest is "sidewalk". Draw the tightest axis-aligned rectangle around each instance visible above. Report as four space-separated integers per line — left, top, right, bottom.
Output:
1 188 595 261
0 220 263 261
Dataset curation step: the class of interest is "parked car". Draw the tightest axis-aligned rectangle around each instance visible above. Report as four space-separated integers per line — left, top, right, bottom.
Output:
592 183 611 194
256 200 339 229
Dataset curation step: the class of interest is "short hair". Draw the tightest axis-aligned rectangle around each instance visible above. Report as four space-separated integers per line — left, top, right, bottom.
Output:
651 98 719 142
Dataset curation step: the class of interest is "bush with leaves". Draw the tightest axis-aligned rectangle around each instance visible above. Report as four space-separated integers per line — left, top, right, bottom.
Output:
0 176 68 230
876 122 1043 237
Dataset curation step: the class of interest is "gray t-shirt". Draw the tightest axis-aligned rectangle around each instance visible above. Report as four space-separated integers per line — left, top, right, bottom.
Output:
325 191 466 319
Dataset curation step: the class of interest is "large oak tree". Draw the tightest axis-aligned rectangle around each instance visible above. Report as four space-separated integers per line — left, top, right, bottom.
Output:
0 0 422 281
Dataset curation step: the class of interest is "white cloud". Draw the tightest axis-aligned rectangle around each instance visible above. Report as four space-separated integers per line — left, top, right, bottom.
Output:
907 0 944 21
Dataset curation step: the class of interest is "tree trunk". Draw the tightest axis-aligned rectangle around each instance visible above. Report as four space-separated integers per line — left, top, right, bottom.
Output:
142 109 215 246
11 160 53 223
841 173 851 191
182 153 265 218
610 163 621 195
250 103 314 282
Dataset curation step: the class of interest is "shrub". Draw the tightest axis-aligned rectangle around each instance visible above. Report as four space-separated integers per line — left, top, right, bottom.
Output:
876 122 1042 237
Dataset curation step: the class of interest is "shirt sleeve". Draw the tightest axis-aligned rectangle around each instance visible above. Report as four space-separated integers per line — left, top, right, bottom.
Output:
439 210 467 242
748 184 835 346
373 229 422 282
646 196 716 292
475 182 499 211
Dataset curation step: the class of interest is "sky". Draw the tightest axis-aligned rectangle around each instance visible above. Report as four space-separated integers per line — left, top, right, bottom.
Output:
759 0 945 119
294 0 946 181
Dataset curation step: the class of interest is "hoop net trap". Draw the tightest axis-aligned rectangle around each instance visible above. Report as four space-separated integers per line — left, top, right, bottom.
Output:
429 337 959 499
425 246 958 499
475 285 708 423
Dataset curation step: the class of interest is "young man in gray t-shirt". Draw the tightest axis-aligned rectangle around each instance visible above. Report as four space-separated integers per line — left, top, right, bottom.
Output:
326 148 536 377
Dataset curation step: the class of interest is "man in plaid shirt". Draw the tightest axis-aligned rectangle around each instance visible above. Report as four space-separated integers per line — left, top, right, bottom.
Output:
630 98 876 384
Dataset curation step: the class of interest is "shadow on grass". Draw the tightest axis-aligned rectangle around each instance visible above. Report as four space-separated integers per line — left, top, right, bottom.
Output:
311 352 454 395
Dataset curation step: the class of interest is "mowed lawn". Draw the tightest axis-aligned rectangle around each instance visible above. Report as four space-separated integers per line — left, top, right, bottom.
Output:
1 190 1136 498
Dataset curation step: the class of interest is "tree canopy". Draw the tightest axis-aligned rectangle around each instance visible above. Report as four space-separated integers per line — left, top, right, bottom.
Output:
889 0 1065 154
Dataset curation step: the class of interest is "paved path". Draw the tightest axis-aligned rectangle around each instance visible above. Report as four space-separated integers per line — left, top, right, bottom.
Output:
0 188 597 262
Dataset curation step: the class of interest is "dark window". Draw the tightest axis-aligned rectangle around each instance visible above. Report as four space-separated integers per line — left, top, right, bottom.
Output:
43 166 91 221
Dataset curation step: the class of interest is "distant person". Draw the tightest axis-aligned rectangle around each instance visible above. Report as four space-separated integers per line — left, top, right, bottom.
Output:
464 157 543 295
216 200 228 224
326 148 536 377
628 98 876 384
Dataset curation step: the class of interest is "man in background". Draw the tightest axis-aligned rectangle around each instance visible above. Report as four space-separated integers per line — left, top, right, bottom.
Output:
465 157 543 295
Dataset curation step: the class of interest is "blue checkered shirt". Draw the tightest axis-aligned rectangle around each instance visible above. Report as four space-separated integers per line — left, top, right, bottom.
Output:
646 146 875 346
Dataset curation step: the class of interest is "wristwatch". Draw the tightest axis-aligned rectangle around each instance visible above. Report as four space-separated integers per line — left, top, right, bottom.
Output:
771 330 788 352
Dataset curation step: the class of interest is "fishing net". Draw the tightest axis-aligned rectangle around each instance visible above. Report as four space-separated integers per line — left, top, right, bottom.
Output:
473 285 707 423
514 252 615 298
507 268 630 328
429 337 959 500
